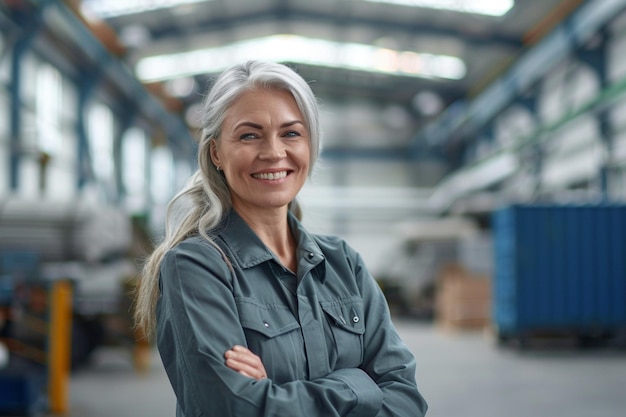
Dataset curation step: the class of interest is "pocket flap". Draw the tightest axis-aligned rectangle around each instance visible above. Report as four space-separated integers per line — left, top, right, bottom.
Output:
320 299 365 335
236 298 300 338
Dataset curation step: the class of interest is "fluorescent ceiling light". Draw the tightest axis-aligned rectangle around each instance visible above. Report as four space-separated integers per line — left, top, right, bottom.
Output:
81 0 211 18
136 35 466 82
364 0 514 16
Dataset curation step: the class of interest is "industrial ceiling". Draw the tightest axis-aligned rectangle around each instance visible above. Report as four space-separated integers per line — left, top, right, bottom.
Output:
78 0 579 155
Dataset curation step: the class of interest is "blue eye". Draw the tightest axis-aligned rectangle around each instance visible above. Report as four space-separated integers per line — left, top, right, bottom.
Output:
239 133 258 140
284 131 300 138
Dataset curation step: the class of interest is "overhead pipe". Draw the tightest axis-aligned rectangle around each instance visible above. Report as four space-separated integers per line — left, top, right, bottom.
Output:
428 66 626 212
522 0 586 46
414 0 626 149
467 0 586 98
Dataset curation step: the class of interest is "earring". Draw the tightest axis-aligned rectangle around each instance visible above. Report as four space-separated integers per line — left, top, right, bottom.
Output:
216 166 221 171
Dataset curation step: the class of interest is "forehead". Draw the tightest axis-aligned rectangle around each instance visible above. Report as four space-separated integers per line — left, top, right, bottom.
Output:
225 88 303 120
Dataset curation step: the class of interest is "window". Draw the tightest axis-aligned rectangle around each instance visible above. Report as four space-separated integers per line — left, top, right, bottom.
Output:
35 64 77 199
0 32 10 86
0 89 7 195
149 145 173 232
122 127 148 213
150 145 173 204
87 101 116 199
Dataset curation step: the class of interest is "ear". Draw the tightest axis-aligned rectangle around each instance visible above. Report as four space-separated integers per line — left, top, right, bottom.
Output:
209 140 221 168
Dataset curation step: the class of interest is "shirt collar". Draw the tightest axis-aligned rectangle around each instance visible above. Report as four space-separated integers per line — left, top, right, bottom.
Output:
217 209 324 273
289 213 324 264
216 210 273 268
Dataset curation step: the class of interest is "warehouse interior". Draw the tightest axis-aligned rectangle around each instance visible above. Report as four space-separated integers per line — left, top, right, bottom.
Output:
0 0 625 416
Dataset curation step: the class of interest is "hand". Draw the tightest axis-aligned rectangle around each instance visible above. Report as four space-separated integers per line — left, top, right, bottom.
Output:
225 345 268 380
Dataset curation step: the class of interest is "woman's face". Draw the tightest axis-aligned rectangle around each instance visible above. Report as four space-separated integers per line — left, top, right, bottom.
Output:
210 88 311 215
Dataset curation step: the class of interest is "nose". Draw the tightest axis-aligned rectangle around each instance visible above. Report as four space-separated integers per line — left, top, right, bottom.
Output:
259 135 286 160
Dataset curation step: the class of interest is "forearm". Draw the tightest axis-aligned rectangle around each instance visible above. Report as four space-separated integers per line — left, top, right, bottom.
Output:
161 336 382 417
374 373 428 416
225 368 382 417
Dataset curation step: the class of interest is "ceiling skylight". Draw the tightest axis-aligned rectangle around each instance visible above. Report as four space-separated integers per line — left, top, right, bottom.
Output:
81 0 211 18
364 0 514 16
136 35 466 82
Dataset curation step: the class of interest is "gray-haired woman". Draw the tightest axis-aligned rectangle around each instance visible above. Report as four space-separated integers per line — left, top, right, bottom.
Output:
135 60 427 417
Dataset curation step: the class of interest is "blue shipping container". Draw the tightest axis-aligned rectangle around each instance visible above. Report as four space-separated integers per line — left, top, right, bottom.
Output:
492 204 626 338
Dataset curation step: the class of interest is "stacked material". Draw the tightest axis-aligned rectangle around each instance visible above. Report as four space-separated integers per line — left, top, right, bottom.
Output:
435 264 491 331
0 198 132 263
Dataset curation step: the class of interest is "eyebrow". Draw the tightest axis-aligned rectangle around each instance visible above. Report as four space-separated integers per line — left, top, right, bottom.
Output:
234 120 305 130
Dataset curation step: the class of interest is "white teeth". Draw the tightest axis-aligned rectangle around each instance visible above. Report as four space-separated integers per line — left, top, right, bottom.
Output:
252 171 288 180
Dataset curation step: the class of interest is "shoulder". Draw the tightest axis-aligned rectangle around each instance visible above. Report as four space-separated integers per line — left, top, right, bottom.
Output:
162 235 231 275
165 235 221 257
313 233 351 252
312 233 362 267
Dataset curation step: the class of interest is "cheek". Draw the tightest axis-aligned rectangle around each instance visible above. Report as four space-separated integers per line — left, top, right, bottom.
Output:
295 143 311 165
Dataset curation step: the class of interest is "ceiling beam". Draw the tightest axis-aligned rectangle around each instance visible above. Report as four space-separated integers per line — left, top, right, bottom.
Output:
110 7 523 54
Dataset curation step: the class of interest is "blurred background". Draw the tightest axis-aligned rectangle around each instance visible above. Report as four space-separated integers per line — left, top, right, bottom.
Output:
0 0 625 416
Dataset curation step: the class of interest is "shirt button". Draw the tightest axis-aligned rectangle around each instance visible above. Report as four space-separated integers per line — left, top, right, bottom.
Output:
264 321 270 328
307 252 314 260
352 316 359 323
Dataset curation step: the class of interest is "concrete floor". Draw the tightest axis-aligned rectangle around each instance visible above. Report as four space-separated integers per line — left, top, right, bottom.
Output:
65 320 626 417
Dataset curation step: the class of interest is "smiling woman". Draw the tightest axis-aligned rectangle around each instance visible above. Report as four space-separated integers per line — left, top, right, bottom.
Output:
134 60 428 417
210 89 311 224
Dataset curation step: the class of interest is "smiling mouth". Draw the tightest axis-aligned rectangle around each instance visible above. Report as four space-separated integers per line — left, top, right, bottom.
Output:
252 171 289 180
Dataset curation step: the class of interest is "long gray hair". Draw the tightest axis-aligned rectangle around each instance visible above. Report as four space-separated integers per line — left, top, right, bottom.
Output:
135 61 321 335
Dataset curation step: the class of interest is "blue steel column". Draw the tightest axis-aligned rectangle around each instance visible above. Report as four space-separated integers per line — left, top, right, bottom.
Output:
575 29 610 200
8 2 49 190
514 93 541 197
114 102 137 204
76 73 101 189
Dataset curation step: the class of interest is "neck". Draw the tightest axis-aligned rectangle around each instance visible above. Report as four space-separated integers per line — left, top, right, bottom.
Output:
234 206 297 272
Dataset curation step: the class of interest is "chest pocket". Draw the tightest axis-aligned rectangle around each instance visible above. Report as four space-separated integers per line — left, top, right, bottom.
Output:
319 299 365 369
235 297 306 383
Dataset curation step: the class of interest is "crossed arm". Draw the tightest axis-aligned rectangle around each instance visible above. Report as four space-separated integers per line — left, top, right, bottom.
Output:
157 240 427 417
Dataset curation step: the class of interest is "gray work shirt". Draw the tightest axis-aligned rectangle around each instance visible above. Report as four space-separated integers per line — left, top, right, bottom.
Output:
157 210 427 416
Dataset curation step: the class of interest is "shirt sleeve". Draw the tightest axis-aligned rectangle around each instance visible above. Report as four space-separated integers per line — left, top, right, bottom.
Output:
347 243 429 417
156 240 383 417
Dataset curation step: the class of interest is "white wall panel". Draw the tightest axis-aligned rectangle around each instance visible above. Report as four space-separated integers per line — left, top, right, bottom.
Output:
0 32 10 87
122 127 149 213
538 61 571 125
37 64 77 199
609 97 626 131
608 21 626 83
494 104 537 149
20 53 38 105
0 92 7 195
613 130 626 165
17 158 39 197
545 115 601 159
319 100 416 149
538 61 599 125
568 65 600 109
312 158 416 188
542 144 603 189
